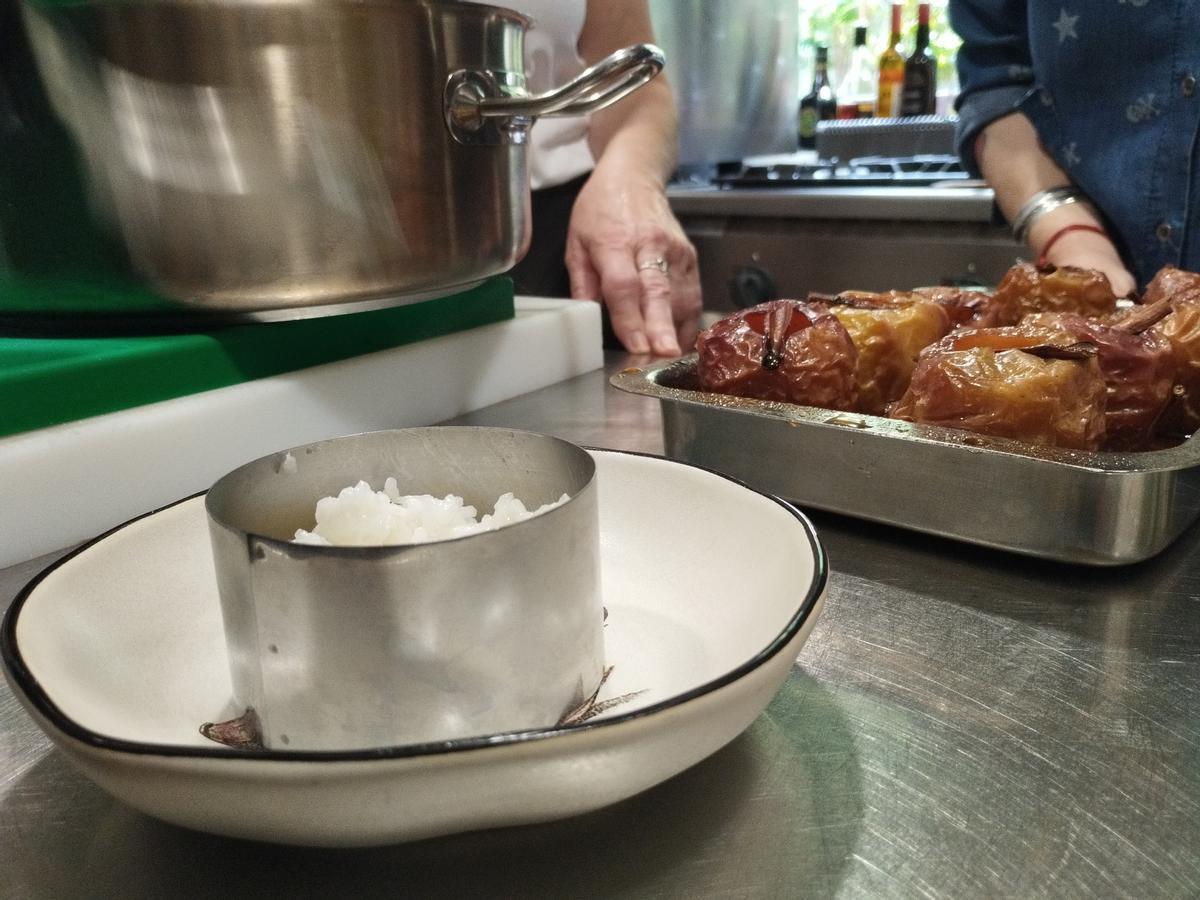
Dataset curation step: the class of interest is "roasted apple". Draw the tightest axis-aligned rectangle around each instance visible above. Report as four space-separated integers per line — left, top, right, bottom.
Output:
695 299 858 409
1145 295 1200 437
1143 265 1200 305
990 263 1119 326
823 301 953 415
815 287 992 327
1112 266 1200 437
1020 309 1175 450
889 329 1107 450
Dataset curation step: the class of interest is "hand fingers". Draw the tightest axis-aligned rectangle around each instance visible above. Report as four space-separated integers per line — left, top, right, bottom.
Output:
566 236 602 303
592 245 650 353
674 292 702 351
671 243 703 351
570 227 702 357
638 261 681 357
1111 269 1137 299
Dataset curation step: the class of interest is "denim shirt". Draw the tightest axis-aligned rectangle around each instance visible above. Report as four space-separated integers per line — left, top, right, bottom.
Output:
949 0 1200 288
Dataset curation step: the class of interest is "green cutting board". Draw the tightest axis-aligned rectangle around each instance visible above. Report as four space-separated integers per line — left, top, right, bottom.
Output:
0 277 515 439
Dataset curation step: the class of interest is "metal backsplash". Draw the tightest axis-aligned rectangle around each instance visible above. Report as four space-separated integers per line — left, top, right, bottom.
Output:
649 1 798 167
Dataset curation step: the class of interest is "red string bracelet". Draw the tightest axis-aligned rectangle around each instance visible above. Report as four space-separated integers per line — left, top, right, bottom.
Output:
1036 223 1109 267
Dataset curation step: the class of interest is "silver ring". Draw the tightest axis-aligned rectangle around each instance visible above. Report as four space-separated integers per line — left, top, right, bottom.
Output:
637 257 669 275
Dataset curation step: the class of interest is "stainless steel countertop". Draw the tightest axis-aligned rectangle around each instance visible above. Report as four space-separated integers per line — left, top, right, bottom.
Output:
667 184 1000 223
3 354 1198 899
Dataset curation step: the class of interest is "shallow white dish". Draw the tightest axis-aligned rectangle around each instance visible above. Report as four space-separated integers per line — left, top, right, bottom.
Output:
2 450 826 847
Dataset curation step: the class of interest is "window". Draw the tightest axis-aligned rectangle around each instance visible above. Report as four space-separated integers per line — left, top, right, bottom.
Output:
798 0 961 113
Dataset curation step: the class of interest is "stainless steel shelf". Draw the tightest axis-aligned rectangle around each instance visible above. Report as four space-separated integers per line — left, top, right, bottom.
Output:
667 184 1000 222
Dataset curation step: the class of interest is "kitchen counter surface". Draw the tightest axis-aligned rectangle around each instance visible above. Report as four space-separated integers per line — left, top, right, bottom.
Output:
3 352 1198 899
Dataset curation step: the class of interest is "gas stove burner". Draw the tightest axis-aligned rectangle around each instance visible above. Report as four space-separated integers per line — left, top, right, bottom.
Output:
713 154 969 188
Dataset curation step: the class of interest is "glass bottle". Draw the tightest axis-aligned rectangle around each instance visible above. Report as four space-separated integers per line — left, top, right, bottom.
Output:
837 25 877 119
876 4 905 118
798 45 837 150
900 2 937 116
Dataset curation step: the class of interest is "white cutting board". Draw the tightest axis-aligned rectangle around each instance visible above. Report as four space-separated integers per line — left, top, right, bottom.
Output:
0 298 603 567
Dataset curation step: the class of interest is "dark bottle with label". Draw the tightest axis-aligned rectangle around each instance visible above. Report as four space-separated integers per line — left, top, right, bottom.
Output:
798 46 837 149
900 3 937 116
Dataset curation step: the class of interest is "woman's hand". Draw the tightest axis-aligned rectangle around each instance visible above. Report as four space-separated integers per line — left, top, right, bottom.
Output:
568 0 701 357
1028 209 1137 297
974 114 1137 298
564 167 701 356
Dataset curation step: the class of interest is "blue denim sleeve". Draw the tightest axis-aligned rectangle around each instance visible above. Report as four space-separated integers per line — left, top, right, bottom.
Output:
948 0 1035 176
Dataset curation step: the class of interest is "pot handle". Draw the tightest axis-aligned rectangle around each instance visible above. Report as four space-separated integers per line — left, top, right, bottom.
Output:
445 43 665 145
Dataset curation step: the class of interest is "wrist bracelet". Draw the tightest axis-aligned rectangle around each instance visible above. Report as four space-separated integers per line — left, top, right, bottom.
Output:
1036 223 1109 268
1010 186 1093 245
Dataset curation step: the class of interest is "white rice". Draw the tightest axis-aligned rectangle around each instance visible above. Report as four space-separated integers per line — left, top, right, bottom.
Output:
293 477 570 546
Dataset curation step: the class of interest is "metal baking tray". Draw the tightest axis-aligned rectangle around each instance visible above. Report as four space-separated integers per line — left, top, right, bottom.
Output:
611 355 1200 566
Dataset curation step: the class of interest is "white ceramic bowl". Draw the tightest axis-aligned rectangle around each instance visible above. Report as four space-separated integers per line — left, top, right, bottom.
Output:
2 450 827 847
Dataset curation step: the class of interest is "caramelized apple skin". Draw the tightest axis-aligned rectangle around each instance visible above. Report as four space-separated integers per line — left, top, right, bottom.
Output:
912 286 1004 328
1143 297 1200 436
890 329 1108 450
1020 313 1176 450
696 300 859 410
826 287 993 328
1143 266 1200 305
828 302 953 415
692 264 1200 452
990 263 1119 326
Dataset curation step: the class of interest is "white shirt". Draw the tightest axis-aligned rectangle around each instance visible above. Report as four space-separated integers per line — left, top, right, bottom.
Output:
470 0 595 190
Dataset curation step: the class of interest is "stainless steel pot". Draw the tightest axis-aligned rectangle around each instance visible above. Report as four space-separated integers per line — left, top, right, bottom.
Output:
22 1 663 311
